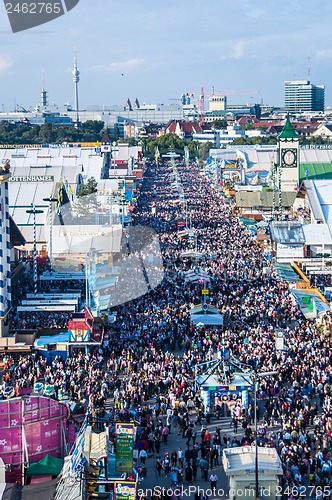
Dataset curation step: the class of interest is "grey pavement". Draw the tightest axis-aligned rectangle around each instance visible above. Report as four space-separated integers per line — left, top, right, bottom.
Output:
134 413 238 500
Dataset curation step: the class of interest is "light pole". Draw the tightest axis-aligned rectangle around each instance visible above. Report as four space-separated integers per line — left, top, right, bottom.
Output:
43 196 58 271
26 205 44 295
85 253 90 308
253 370 277 500
234 367 277 500
120 194 127 226
253 370 259 500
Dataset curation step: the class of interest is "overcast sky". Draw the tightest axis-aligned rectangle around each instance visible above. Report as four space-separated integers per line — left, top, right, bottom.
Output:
0 0 331 111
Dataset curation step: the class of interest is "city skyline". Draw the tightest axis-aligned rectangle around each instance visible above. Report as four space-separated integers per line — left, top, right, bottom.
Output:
0 0 332 111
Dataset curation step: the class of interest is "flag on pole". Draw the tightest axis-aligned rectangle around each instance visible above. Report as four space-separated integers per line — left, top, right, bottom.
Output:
155 146 160 163
68 185 74 201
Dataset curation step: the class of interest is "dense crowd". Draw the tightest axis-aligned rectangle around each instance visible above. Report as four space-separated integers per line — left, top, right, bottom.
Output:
9 311 72 330
1 159 332 498
8 273 84 329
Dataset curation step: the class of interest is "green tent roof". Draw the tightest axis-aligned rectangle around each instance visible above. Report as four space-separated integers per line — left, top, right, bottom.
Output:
299 162 332 183
278 115 299 139
27 454 64 477
235 191 297 209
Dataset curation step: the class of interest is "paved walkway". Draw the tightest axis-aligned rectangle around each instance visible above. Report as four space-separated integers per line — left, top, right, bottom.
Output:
103 351 266 500
134 412 237 500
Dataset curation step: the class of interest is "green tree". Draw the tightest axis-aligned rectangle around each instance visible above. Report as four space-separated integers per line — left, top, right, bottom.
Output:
118 137 138 146
81 120 104 135
211 119 227 129
230 136 277 146
76 177 98 198
188 140 200 159
39 123 55 143
113 124 120 141
198 141 213 167
73 177 99 223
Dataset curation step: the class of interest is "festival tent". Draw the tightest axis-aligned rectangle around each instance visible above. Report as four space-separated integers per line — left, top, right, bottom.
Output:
26 454 64 478
190 304 223 326
291 289 330 320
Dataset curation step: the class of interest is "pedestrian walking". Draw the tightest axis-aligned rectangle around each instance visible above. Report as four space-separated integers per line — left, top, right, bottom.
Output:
199 458 209 481
210 472 218 493
177 446 184 468
192 459 198 482
154 435 161 455
185 464 193 484
139 448 148 464
155 456 162 476
162 425 169 444
163 453 171 477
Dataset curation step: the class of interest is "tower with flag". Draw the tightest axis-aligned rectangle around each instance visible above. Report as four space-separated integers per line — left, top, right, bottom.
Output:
277 114 300 192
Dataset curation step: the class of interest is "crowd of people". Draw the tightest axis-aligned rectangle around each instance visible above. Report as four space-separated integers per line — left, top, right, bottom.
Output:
8 310 73 330
1 158 332 498
9 271 84 330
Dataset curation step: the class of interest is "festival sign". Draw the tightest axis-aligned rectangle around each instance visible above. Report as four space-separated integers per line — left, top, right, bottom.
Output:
9 175 54 182
115 423 134 472
275 330 285 351
114 481 136 500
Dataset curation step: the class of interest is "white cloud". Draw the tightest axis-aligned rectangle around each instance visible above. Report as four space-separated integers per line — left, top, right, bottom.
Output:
316 48 332 59
0 55 12 72
221 40 246 60
87 58 145 74
106 58 144 72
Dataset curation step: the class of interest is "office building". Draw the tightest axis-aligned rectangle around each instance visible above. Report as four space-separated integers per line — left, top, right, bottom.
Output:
209 95 227 111
284 80 325 113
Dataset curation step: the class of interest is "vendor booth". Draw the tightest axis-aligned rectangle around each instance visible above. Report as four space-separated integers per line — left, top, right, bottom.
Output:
222 446 282 500
190 304 223 326
196 372 252 416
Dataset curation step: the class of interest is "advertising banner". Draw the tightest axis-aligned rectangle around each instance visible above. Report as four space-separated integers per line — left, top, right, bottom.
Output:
115 423 134 472
0 396 67 470
275 330 285 351
114 481 136 500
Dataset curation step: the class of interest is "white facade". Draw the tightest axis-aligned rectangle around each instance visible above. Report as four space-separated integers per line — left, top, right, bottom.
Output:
285 80 325 112
219 123 246 146
193 130 220 147
245 129 265 138
276 243 304 261
222 446 283 500
0 106 188 128
209 95 227 111
311 123 332 139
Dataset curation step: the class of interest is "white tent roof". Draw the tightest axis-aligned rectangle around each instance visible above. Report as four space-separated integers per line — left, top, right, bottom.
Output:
52 224 122 255
1 145 135 243
303 180 332 226
302 223 332 245
222 446 283 475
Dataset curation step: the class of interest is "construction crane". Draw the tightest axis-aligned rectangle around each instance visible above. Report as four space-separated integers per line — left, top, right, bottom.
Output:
188 87 260 126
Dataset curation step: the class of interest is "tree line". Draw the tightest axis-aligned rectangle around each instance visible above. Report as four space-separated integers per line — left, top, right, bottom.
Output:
0 120 110 144
0 119 328 152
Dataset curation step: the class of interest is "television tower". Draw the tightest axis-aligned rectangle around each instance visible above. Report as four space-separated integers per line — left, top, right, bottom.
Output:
72 49 80 127
40 66 48 109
